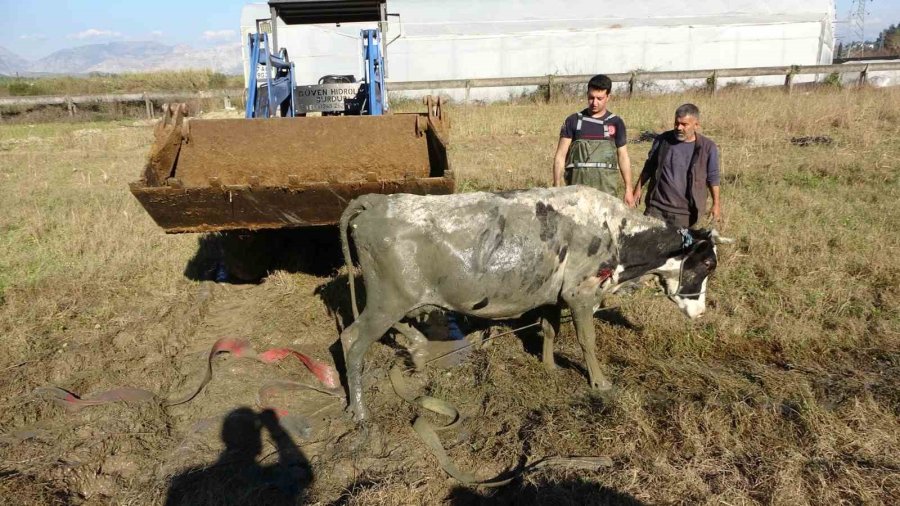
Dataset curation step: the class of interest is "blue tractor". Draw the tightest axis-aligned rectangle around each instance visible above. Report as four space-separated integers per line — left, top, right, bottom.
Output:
130 0 453 281
245 0 387 118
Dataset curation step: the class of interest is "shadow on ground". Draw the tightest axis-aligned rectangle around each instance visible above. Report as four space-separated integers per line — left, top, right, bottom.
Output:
165 407 312 506
445 479 648 505
313 272 639 379
184 226 345 283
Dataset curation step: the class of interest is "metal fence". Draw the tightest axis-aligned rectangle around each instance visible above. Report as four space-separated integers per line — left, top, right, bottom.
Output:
1 61 898 117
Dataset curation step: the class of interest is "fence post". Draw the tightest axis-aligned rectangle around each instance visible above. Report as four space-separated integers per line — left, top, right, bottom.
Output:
707 70 718 95
547 75 554 103
65 96 75 117
858 65 868 87
784 67 795 94
628 73 636 98
465 80 471 103
143 93 153 119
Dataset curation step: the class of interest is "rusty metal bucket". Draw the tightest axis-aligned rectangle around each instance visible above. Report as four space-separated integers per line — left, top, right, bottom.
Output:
130 99 453 233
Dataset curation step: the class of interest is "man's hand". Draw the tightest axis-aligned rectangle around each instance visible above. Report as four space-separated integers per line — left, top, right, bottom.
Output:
632 184 642 206
707 202 721 222
624 187 635 207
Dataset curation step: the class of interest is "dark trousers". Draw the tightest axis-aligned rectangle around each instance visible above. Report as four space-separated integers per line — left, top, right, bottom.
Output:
645 205 692 228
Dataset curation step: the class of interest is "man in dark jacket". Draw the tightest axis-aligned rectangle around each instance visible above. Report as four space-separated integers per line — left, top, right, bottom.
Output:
633 103 721 228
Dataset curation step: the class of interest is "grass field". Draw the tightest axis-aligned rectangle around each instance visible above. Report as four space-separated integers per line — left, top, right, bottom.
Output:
1 71 243 97
0 86 898 505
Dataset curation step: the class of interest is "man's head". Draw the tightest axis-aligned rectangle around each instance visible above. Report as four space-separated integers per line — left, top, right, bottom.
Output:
586 74 612 116
674 103 701 142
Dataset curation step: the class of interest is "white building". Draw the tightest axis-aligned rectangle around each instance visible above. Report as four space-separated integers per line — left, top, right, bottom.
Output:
241 0 836 100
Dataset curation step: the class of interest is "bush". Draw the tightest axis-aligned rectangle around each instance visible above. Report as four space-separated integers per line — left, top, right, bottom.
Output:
7 80 50 96
207 72 229 89
823 72 843 88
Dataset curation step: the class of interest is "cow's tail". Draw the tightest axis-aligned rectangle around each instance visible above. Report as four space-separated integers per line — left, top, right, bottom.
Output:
340 198 367 320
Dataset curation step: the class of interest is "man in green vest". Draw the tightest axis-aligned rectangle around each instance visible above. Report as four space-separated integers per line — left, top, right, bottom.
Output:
552 74 634 207
633 103 721 228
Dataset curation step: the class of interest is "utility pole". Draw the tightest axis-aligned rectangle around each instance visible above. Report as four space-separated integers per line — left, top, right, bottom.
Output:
850 0 873 57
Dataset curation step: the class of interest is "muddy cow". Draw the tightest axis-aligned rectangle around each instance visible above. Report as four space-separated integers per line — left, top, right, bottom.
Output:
339 186 730 420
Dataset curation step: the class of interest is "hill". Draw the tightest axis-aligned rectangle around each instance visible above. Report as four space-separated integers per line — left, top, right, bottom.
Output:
0 41 242 76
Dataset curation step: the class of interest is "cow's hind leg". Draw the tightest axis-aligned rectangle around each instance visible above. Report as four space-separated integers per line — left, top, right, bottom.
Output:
568 300 612 391
342 308 407 422
540 305 562 371
391 322 429 370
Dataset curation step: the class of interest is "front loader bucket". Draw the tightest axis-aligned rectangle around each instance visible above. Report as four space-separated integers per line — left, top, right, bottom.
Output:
130 101 453 233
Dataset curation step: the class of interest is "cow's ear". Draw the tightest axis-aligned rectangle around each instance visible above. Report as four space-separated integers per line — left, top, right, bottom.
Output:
710 229 735 245
689 229 712 242
682 239 714 269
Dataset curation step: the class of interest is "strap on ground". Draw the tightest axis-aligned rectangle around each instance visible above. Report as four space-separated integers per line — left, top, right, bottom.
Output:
389 365 613 487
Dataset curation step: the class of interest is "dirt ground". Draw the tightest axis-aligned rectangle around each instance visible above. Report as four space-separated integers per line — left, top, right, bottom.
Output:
1 234 644 505
1 87 899 505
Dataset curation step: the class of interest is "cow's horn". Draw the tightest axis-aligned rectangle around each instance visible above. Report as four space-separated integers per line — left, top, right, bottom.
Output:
710 229 735 245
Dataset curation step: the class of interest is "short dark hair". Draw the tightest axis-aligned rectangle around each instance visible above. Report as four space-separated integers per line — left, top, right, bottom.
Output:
675 103 700 119
587 74 612 94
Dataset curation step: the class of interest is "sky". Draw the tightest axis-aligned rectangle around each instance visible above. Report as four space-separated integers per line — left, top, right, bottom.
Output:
1 0 251 60
1 0 899 60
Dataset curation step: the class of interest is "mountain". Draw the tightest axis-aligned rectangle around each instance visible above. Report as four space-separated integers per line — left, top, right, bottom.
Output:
24 41 243 75
0 46 30 76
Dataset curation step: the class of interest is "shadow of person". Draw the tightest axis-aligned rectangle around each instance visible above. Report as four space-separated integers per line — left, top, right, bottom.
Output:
446 478 649 506
165 407 312 506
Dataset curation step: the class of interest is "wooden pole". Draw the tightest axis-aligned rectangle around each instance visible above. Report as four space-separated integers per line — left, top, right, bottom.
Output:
858 65 868 87
708 70 718 95
784 70 795 94
547 75 554 103
143 93 153 119
628 73 636 98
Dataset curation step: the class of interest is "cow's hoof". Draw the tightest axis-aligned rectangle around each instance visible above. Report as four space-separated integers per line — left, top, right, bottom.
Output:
345 403 369 423
591 378 613 391
348 421 385 453
543 361 557 371
411 351 427 371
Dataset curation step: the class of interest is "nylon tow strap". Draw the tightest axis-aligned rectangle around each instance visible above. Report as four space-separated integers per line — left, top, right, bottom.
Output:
34 337 343 416
389 365 613 487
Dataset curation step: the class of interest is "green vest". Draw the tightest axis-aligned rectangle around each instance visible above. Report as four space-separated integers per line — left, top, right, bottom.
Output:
564 113 620 195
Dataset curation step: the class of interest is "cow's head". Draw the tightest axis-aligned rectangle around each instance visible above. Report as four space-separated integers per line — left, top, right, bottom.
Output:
653 229 732 319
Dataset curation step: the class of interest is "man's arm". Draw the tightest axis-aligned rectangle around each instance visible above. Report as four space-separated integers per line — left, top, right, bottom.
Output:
708 185 721 222
552 137 572 187
706 145 721 222
632 137 661 204
616 146 634 207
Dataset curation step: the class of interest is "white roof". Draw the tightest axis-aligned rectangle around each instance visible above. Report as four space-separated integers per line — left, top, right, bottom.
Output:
393 0 833 37
240 1 836 98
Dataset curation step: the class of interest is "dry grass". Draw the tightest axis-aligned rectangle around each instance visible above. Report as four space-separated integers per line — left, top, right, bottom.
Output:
1 71 242 97
0 86 898 505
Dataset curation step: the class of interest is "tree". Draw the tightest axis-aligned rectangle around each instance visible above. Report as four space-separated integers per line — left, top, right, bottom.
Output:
887 31 900 53
874 23 900 55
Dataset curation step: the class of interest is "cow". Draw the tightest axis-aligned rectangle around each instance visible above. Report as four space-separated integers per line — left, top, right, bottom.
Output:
339 185 730 421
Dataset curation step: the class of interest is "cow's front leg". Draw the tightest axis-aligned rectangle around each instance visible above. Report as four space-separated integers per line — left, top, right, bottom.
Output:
568 300 612 391
540 305 562 370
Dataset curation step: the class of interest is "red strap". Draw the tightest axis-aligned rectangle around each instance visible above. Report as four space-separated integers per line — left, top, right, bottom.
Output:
34 338 342 416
